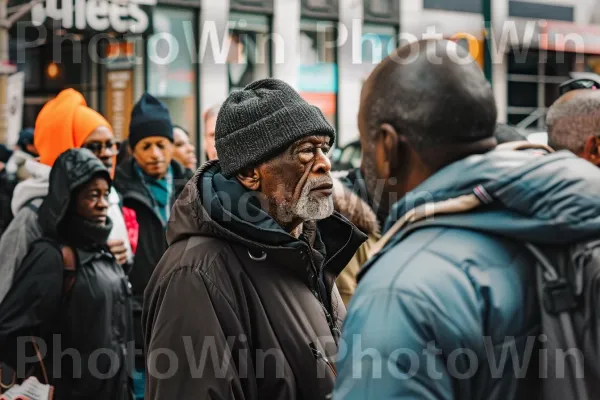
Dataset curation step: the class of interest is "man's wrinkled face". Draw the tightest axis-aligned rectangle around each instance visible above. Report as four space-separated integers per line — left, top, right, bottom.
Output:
250 135 334 229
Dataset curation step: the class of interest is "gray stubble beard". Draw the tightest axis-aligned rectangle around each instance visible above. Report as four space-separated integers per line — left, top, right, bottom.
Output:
276 176 334 224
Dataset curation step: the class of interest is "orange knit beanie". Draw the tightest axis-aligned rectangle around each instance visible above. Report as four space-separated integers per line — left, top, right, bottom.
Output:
34 89 112 166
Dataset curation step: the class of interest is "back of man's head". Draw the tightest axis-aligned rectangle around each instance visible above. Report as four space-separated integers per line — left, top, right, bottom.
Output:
361 39 497 161
546 89 600 155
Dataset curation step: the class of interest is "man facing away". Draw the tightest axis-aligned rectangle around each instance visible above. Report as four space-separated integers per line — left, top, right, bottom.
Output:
143 79 366 399
333 39 600 399
546 88 600 164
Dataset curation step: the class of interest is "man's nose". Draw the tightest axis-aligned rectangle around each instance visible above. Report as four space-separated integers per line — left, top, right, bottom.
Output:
312 148 331 174
151 146 162 158
97 195 109 209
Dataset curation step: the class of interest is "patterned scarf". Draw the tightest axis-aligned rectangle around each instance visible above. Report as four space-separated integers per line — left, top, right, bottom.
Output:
134 163 173 228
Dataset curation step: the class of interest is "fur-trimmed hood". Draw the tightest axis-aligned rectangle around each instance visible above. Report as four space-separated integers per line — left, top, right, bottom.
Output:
332 177 379 236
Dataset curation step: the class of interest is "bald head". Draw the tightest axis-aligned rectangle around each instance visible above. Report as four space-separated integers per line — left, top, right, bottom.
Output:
547 89 600 155
359 39 497 157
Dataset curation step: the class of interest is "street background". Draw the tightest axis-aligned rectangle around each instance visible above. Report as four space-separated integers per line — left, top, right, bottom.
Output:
2 0 600 161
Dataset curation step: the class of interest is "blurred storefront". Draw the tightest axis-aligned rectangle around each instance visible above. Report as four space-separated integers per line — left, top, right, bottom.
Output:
227 11 271 92
10 0 598 150
7 0 402 150
9 0 155 133
505 19 600 131
298 18 338 129
146 4 199 145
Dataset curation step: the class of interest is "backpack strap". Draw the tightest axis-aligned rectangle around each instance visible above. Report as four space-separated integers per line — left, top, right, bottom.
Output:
60 246 77 295
523 243 588 400
23 196 45 213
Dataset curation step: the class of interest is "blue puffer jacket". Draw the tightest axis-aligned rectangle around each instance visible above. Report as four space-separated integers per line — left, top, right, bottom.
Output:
333 147 600 400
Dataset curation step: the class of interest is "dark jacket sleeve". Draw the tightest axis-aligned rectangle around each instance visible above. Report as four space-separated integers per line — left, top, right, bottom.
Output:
0 240 63 370
143 262 250 400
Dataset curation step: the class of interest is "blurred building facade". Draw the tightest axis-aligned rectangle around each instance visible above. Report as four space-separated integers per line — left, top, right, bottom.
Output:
6 0 600 156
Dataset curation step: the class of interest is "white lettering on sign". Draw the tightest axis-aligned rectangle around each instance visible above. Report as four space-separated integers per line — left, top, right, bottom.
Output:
31 0 156 33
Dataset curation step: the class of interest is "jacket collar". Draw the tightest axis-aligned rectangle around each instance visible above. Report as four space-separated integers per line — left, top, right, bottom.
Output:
115 159 188 218
167 160 367 277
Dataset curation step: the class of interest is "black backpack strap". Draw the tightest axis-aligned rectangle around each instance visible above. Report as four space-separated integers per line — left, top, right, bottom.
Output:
523 243 588 400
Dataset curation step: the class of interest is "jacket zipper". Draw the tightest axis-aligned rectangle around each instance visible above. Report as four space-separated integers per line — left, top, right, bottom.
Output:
310 342 337 377
305 242 337 340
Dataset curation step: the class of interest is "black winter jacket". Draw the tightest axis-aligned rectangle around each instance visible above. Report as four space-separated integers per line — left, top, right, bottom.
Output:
0 149 133 400
113 159 191 361
142 161 366 399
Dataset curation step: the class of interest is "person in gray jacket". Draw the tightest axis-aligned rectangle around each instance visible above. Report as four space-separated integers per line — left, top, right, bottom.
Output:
334 39 600 399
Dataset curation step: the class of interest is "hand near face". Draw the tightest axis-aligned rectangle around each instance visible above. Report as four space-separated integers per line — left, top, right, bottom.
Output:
107 238 128 265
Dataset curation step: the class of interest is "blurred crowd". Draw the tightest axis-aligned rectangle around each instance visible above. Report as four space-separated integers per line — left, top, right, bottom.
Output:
0 38 600 400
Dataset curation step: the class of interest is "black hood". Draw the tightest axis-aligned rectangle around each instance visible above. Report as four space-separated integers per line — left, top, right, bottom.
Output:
167 160 367 273
38 148 111 238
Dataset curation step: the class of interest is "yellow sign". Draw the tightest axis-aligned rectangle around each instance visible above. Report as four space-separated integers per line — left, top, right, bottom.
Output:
450 32 484 69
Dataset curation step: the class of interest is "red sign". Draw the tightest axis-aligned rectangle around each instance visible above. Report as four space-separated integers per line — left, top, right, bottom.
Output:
299 92 337 127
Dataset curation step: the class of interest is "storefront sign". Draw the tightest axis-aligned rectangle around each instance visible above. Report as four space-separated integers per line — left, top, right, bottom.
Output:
31 0 155 34
105 70 134 141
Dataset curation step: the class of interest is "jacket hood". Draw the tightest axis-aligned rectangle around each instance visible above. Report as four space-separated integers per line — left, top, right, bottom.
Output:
386 143 600 245
10 159 51 215
38 148 111 238
332 177 379 235
167 160 366 268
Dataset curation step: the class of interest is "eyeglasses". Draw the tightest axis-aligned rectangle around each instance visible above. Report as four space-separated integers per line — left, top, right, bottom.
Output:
559 78 600 97
83 141 120 155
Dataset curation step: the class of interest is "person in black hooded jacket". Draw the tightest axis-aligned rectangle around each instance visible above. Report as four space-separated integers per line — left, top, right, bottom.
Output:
0 148 133 400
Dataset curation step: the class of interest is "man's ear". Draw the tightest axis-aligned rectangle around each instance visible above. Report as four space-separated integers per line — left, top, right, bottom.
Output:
379 123 400 178
582 136 600 166
236 167 261 191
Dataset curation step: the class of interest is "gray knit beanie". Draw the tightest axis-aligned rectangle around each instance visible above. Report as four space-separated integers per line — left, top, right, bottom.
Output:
215 79 336 178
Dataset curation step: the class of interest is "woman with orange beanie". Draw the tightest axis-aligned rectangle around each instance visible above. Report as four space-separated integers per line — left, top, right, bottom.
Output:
0 89 134 304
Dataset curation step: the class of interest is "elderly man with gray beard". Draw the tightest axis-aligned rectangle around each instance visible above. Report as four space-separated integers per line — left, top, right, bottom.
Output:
142 79 366 400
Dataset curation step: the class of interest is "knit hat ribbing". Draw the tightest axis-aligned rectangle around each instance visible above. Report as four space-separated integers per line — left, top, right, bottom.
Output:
129 93 173 150
215 79 335 178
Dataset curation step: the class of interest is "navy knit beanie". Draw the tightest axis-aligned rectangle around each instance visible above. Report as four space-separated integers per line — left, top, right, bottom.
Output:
215 79 335 178
129 93 173 150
